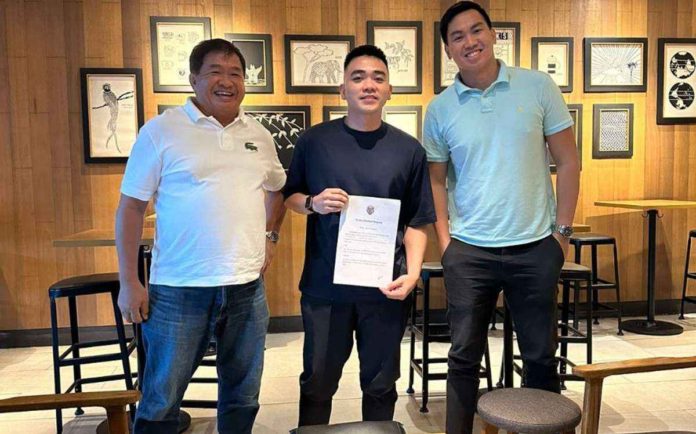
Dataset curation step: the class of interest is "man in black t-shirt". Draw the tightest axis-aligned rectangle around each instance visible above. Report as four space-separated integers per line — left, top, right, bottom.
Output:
283 45 436 426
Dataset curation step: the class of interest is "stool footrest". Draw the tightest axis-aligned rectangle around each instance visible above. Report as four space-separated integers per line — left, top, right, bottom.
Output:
687 272 696 279
58 352 128 366
683 296 696 305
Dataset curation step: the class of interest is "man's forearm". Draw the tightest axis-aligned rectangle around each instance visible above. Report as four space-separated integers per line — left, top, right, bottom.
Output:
404 226 428 278
554 159 580 226
428 163 451 252
265 190 287 231
285 192 312 215
115 200 147 284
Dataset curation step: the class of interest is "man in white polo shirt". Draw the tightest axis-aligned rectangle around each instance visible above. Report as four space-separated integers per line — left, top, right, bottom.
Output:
115 39 286 434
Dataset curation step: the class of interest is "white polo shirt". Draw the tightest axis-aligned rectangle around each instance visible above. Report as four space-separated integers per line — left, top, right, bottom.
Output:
121 98 286 287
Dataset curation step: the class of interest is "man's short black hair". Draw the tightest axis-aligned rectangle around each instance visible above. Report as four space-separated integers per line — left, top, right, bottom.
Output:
189 38 246 75
343 44 389 71
439 1 493 45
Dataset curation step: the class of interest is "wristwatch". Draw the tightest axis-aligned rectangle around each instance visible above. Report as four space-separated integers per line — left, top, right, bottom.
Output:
304 195 314 213
265 230 280 243
554 224 574 239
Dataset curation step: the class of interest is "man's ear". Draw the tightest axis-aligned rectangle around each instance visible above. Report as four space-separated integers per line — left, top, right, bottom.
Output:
189 73 196 88
444 44 452 60
339 83 346 100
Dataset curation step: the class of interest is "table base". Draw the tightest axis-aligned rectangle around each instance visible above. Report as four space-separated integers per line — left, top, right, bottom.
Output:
621 319 683 336
96 410 191 433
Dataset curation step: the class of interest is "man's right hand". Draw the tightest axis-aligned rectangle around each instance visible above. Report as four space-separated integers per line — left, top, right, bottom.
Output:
118 281 149 324
311 188 349 214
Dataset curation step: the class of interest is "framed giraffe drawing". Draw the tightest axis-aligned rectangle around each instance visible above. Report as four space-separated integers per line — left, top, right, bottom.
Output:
80 68 145 164
284 35 355 94
367 21 422 94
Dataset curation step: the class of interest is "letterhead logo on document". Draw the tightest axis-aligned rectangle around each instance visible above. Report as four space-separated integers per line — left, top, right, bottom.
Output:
366 205 375 215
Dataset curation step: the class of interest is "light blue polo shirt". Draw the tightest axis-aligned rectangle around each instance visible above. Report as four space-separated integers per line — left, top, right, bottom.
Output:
422 61 573 248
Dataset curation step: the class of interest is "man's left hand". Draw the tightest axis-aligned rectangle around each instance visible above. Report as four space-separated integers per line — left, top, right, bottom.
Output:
552 232 570 259
379 274 419 301
261 239 276 275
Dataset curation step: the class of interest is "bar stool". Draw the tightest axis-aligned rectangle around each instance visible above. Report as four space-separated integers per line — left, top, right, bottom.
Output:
477 388 581 434
49 273 136 433
680 229 696 319
406 262 493 413
295 421 405 433
569 233 623 335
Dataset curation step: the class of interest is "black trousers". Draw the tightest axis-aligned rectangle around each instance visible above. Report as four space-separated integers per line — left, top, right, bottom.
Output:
443 235 565 434
298 294 410 426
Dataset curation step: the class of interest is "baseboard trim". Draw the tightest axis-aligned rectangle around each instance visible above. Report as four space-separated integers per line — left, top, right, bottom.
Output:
1 299 694 349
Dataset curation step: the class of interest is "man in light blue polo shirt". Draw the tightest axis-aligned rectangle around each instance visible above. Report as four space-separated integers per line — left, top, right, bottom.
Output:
423 2 580 433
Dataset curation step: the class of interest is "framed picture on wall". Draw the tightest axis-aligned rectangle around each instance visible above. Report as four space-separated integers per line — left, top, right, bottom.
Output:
532 37 574 93
434 21 459 93
323 106 348 122
549 104 582 172
657 38 696 124
150 16 212 93
383 106 422 141
492 22 520 66
367 21 422 93
224 33 274 94
80 68 144 164
284 35 354 93
583 38 648 92
243 106 311 169
592 104 634 159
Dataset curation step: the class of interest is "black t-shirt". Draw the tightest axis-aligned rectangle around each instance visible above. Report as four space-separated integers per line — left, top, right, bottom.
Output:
283 118 436 302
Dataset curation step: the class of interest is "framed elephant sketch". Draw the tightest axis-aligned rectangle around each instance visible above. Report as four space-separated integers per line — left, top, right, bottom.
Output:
224 33 274 94
80 68 144 163
243 106 311 169
657 38 696 124
150 16 211 93
284 35 354 93
367 21 422 93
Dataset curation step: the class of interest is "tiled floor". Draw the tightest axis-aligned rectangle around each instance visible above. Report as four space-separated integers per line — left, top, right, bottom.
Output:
2 314 696 433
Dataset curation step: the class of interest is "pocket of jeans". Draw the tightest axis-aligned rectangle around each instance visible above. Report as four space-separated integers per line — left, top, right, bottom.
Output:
548 235 565 264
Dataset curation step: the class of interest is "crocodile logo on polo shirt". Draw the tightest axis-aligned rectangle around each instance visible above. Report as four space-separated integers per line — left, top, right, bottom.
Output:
244 142 258 152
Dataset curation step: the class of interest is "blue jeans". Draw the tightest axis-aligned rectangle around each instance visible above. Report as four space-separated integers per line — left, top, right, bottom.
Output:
133 278 269 434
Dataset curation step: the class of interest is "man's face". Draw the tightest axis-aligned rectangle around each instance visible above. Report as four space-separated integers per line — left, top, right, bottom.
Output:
340 55 392 115
444 9 497 75
189 51 245 121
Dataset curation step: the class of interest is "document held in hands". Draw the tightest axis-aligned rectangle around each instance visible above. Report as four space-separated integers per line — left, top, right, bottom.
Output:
333 195 401 288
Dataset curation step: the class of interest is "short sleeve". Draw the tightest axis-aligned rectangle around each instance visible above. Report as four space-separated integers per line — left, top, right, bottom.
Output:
282 134 308 199
540 74 574 136
120 125 162 201
402 146 437 228
422 102 450 163
261 129 286 192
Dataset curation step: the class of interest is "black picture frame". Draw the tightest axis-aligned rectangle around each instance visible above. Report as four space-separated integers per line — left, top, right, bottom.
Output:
80 68 144 164
657 38 696 124
592 103 634 159
492 22 520 67
150 16 212 93
383 105 423 141
583 38 648 93
367 21 423 94
224 33 274 94
532 37 574 93
284 35 354 94
434 21 459 93
322 106 348 122
549 104 582 173
243 106 311 169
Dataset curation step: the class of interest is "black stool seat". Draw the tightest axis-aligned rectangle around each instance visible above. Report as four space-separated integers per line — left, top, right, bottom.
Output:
691 229 696 237
560 262 591 280
296 421 405 434
570 233 616 245
49 273 120 297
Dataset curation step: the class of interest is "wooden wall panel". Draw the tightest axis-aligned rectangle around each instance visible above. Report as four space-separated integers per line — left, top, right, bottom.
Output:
1 0 696 330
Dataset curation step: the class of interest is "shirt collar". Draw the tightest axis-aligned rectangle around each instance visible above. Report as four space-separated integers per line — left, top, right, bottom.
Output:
183 97 247 127
454 60 510 96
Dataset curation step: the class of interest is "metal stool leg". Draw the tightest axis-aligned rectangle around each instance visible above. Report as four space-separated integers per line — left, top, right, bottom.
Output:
50 295 63 434
573 244 582 329
68 296 84 416
420 271 430 413
560 280 570 390
586 278 593 364
613 242 624 335
483 341 493 391
407 289 416 394
681 235 693 319
591 244 600 325
111 289 136 417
